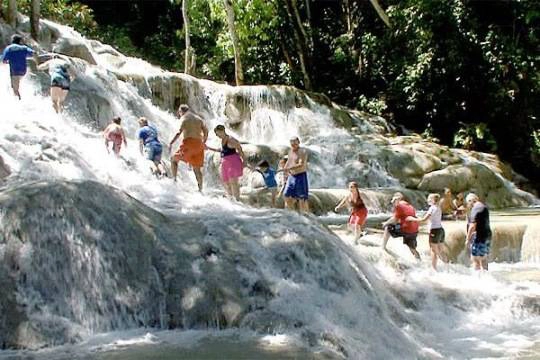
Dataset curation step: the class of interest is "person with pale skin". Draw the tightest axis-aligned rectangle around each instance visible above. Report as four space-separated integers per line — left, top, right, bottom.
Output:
38 56 77 113
206 125 245 200
440 187 456 217
137 117 166 177
465 193 492 271
103 116 127 156
381 192 421 260
283 137 309 212
169 104 208 191
407 193 448 270
335 181 368 243
276 157 288 198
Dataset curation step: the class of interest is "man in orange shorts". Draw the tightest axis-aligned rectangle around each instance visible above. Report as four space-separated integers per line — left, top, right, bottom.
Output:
169 104 208 191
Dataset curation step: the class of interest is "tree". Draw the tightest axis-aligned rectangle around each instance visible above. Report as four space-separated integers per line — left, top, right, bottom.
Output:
223 0 244 85
182 0 195 74
30 0 40 40
281 0 312 90
7 0 17 28
369 0 391 28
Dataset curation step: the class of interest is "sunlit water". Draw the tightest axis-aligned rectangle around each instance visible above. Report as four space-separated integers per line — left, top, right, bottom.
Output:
1 39 540 359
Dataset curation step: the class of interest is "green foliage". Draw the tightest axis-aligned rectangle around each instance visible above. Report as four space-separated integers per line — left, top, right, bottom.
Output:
18 0 97 34
453 123 497 152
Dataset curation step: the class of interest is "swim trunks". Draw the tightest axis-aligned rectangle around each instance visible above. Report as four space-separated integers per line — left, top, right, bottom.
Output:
471 237 491 257
386 224 418 249
106 131 124 154
429 228 445 244
284 172 309 200
145 142 162 162
221 153 243 182
174 137 205 168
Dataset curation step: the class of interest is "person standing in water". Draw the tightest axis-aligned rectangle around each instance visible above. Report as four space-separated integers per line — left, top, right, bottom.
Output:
283 137 309 212
440 188 456 218
465 193 492 271
408 193 448 270
276 156 288 198
103 117 127 156
381 192 421 260
1 34 35 99
252 160 279 207
45 59 76 113
169 104 208 191
206 125 245 200
137 117 165 177
335 181 368 243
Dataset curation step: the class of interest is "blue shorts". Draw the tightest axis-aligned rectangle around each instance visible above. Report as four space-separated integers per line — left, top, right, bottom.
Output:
284 172 309 200
145 142 162 162
471 238 491 257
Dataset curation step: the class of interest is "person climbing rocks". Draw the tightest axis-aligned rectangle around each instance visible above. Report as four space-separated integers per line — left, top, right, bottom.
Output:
408 193 448 270
466 193 492 271
335 181 368 244
206 125 245 200
169 104 208 191
440 188 456 219
103 116 127 156
381 192 421 260
252 159 279 207
137 117 165 177
1 34 35 99
283 137 309 212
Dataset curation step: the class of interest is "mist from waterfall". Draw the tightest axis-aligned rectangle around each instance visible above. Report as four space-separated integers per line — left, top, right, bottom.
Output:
1 26 540 359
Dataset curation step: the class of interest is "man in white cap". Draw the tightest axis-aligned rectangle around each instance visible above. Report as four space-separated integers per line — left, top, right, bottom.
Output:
381 192 421 259
465 193 492 271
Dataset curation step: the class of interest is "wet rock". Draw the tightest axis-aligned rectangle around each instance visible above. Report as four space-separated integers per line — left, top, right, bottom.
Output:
0 155 10 180
52 37 97 65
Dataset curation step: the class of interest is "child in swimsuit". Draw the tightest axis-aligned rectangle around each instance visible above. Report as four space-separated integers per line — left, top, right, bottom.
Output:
253 160 279 207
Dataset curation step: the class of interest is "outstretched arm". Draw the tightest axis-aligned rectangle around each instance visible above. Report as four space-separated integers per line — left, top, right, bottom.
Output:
121 128 128 146
334 196 348 212
139 140 144 155
169 125 183 148
202 121 209 143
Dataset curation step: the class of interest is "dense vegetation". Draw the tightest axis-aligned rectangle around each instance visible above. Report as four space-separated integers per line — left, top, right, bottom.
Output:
5 0 540 188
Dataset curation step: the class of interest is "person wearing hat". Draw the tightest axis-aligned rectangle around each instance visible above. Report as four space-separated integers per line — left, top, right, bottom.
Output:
283 136 309 212
1 34 35 99
381 192 421 260
465 193 492 271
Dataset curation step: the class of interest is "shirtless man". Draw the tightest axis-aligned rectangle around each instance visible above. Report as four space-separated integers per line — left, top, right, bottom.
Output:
283 137 309 212
169 104 208 191
440 188 456 218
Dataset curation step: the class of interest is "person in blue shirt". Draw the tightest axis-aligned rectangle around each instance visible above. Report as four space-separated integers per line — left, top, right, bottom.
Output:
253 159 279 207
137 117 166 178
1 34 34 99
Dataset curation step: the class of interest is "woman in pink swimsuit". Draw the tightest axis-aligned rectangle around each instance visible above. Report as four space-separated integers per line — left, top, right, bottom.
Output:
206 125 245 200
103 117 127 156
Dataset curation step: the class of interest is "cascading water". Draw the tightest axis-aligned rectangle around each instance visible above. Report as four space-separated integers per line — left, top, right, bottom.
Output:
1 19 540 359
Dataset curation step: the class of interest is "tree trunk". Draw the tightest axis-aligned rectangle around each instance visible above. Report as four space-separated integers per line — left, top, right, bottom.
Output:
30 0 40 40
369 0 391 28
223 0 244 86
182 0 195 75
7 0 17 28
282 0 312 90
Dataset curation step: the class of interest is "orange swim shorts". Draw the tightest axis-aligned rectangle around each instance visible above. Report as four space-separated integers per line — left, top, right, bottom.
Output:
174 137 205 168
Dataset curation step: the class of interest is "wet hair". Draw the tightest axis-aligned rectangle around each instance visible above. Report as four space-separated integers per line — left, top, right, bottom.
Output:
428 193 440 203
290 136 300 143
258 160 269 168
11 34 23 45
465 193 479 203
214 125 226 132
391 192 404 203
112 116 121 125
138 117 148 126
178 104 189 113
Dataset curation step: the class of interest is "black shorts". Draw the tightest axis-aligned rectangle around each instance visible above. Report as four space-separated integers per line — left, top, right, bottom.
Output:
51 78 70 90
429 228 445 244
387 224 418 249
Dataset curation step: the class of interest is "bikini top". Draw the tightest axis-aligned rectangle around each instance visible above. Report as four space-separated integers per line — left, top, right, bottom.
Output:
221 138 237 157
349 194 365 210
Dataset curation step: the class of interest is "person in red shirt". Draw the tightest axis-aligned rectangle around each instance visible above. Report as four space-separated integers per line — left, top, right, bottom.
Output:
381 192 421 259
